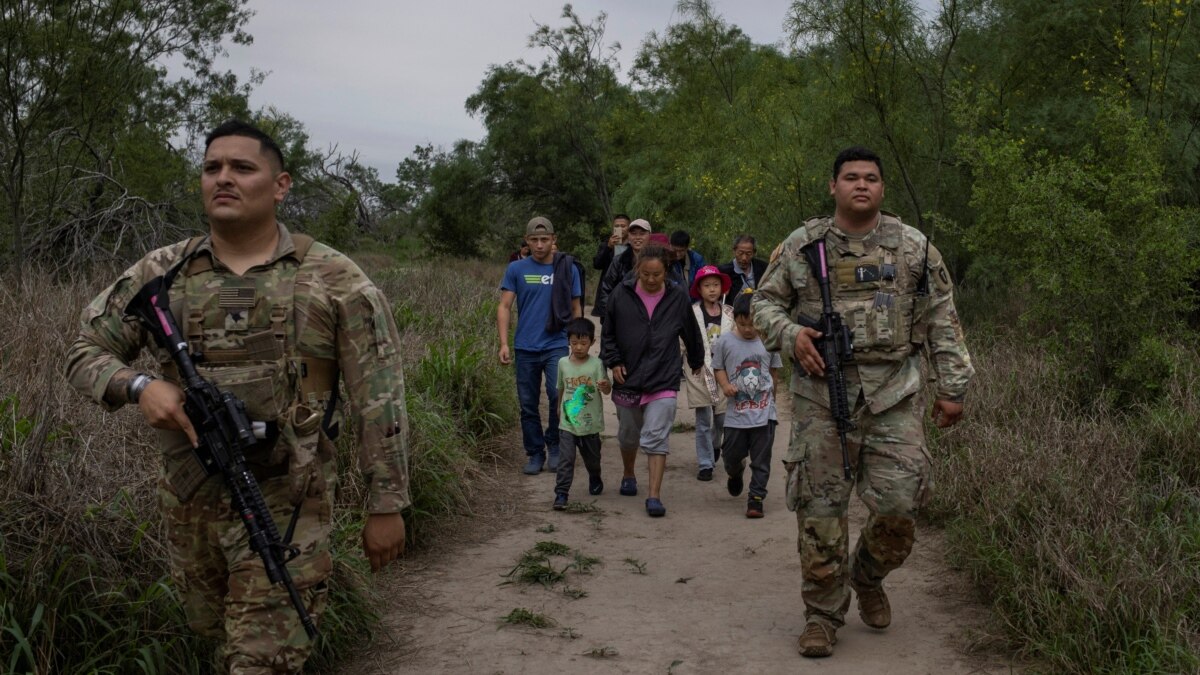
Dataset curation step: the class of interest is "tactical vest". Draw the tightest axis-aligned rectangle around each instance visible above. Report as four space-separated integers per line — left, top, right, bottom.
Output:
794 215 930 365
163 234 339 463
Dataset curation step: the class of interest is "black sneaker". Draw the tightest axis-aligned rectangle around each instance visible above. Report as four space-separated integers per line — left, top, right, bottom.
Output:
589 474 604 496
727 472 744 497
553 493 568 510
697 467 713 482
746 496 764 518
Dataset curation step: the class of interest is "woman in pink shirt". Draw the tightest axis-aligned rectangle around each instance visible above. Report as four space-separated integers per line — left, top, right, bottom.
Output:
600 243 705 517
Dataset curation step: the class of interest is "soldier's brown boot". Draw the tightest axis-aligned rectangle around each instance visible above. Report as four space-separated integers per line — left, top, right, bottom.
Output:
797 621 836 658
856 584 891 629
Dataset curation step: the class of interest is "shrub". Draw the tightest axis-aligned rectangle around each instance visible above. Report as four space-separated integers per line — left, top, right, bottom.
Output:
958 101 1198 405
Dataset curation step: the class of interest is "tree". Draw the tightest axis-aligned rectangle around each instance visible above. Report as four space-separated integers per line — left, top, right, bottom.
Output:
0 0 253 276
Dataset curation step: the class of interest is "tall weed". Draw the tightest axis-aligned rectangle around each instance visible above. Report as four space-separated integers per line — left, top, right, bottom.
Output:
929 334 1200 673
0 257 513 672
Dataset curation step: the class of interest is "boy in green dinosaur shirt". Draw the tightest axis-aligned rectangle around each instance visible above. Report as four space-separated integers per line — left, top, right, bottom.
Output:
553 318 611 509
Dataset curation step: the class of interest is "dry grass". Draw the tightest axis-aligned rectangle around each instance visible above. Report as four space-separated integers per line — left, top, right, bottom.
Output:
0 257 517 673
928 330 1200 673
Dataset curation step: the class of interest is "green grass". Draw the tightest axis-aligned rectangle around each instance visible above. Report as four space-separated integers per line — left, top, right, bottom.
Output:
0 259 516 673
929 336 1200 673
499 608 554 629
533 541 572 557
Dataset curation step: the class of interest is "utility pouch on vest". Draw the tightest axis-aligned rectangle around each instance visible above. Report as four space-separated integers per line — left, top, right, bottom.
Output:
164 439 214 501
910 295 930 345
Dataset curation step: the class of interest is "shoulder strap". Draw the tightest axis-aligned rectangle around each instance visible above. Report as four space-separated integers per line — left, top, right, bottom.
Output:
182 235 212 276
291 233 315 262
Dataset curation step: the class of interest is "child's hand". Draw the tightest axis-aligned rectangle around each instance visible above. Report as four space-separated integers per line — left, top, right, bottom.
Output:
722 382 738 398
598 378 612 395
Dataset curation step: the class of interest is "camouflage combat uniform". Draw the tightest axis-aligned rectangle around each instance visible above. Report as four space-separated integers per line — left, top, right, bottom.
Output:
752 212 973 632
65 224 410 673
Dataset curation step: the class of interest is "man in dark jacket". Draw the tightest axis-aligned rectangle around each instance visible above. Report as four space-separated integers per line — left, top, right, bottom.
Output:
669 230 706 287
592 218 651 320
718 234 769 299
591 213 631 308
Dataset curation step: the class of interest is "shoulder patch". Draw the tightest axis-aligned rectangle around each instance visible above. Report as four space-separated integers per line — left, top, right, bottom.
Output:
927 245 953 293
769 242 784 265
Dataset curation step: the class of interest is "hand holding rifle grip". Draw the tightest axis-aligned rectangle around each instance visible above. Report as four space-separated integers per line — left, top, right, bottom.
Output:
803 240 856 480
124 272 319 641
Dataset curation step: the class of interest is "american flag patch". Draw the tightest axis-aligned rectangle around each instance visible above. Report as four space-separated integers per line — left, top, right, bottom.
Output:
218 287 257 308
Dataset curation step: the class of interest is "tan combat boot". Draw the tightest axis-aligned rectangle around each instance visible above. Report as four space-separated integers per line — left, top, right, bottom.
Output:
797 621 836 658
856 585 891 629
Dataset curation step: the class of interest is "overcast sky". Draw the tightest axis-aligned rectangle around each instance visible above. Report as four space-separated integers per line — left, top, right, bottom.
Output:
213 1 935 178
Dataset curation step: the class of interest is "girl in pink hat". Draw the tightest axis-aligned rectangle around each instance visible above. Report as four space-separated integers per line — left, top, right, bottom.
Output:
683 265 735 481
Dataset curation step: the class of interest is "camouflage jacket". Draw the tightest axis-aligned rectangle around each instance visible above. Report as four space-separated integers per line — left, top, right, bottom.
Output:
65 224 411 513
752 213 973 414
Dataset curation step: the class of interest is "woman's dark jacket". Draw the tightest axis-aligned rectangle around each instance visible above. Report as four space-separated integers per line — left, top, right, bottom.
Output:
601 277 705 396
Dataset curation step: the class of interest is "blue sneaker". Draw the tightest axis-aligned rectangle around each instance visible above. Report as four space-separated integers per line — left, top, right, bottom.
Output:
588 474 604 496
645 497 666 517
619 477 638 496
523 454 545 475
547 451 560 472
553 493 568 510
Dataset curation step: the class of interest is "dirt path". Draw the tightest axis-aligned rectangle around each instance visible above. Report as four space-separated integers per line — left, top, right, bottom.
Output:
348 382 1017 673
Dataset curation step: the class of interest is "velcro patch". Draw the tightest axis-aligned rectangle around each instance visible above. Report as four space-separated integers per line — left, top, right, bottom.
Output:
855 265 881 283
218 287 256 309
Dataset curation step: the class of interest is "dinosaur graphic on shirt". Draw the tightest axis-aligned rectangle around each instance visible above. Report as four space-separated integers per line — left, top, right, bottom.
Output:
563 383 596 425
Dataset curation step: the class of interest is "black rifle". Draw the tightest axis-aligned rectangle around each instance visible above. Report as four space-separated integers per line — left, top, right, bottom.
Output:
125 269 319 641
798 240 856 480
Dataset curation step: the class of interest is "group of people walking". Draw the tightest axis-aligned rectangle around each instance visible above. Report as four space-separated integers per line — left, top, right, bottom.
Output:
64 120 974 670
498 145 974 659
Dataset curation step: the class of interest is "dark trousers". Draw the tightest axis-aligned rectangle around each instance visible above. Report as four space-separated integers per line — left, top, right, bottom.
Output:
515 347 568 458
555 429 602 496
722 421 776 500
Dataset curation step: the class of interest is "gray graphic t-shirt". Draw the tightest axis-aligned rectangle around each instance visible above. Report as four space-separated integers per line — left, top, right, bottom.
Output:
711 333 781 429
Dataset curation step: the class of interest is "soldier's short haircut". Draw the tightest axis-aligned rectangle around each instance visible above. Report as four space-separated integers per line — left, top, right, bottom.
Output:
565 317 595 342
833 146 884 181
670 230 691 248
732 292 754 319
732 234 756 251
206 119 287 173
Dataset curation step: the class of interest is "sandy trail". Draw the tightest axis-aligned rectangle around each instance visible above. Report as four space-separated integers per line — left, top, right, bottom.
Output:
349 372 1016 674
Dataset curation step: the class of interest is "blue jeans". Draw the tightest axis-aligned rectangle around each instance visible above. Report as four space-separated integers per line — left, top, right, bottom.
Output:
515 347 568 459
694 406 726 470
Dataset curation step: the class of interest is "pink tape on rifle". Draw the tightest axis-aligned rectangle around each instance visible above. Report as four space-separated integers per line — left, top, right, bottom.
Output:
151 295 175 337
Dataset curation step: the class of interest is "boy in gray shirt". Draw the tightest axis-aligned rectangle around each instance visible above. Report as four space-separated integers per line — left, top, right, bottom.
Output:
712 293 782 518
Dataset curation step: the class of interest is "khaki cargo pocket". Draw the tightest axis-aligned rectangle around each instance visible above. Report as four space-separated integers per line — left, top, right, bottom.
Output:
364 288 397 358
914 445 935 508
198 361 289 424
783 443 812 512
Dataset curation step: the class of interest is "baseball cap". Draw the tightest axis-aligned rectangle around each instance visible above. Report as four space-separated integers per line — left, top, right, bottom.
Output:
628 218 651 232
526 216 555 235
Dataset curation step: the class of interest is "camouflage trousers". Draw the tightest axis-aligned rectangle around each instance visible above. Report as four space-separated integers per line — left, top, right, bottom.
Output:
783 391 931 630
159 460 336 674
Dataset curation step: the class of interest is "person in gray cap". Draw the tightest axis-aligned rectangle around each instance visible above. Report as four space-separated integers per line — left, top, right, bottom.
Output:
498 217 583 474
593 218 652 320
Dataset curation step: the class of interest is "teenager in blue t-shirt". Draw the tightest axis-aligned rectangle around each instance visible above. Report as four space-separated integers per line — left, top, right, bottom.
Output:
497 216 582 474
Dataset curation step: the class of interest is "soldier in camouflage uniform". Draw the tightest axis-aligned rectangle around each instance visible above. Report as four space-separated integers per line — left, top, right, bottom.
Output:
752 146 973 658
65 120 410 673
